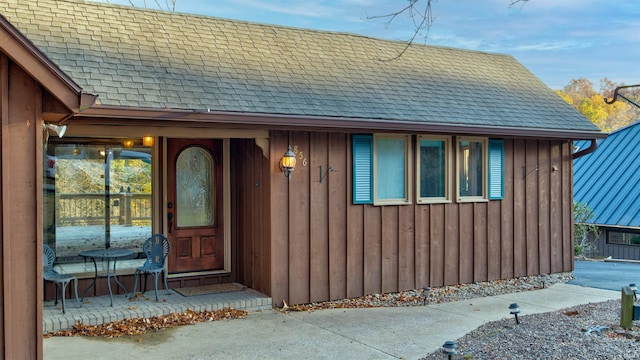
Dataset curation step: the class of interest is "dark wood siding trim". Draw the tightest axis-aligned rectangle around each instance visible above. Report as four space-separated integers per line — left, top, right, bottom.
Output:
232 138 271 295
563 141 574 271
513 140 527 277
309 132 329 302
430 204 445 287
501 139 515 279
269 132 290 306
549 142 564 272
538 140 551 274
328 133 348 300
1 56 43 358
525 140 539 275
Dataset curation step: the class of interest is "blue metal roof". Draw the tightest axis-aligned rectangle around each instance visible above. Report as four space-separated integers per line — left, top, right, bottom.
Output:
574 121 640 228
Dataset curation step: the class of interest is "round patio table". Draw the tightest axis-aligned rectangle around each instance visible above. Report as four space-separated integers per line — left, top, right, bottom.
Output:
79 248 134 306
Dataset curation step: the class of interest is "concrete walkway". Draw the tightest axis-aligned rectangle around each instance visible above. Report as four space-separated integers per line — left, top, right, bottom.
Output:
44 283 620 360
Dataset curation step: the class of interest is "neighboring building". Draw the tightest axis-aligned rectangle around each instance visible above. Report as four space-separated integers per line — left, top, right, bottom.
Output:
574 121 640 260
0 0 604 357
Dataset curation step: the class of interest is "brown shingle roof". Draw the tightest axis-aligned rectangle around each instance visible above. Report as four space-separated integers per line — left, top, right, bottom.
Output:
1 0 602 133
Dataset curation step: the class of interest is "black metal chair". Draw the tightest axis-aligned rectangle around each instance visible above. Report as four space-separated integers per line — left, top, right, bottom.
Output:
43 244 80 313
131 234 172 301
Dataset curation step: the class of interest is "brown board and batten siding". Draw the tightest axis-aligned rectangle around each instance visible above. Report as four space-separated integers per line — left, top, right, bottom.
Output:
269 130 574 307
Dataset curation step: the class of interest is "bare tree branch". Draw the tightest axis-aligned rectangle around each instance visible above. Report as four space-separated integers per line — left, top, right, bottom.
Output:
370 0 530 61
368 0 434 61
114 0 175 11
508 0 529 10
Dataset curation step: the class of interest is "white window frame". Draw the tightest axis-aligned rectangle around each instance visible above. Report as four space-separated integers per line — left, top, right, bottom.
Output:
416 135 452 204
373 134 412 205
456 136 488 203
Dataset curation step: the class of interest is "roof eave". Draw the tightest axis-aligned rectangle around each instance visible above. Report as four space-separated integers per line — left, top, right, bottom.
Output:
0 14 88 114
70 105 608 140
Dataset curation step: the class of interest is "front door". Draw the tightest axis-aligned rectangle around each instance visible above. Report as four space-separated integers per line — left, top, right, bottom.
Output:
167 139 224 273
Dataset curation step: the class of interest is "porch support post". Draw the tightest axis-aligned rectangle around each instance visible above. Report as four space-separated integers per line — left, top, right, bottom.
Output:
1 54 44 359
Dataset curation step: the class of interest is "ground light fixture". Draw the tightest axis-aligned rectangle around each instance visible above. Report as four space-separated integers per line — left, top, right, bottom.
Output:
442 340 457 359
509 303 521 324
280 145 297 180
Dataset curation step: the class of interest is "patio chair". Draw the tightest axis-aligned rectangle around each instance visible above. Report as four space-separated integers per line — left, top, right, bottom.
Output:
43 244 80 314
131 234 171 301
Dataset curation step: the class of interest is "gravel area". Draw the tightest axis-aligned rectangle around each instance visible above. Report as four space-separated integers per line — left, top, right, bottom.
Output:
283 272 640 359
284 273 574 311
417 286 640 360
420 300 640 360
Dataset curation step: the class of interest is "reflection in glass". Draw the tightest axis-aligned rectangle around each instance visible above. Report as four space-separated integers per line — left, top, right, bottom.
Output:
43 140 152 266
458 140 484 197
376 137 406 200
419 139 446 198
176 147 215 227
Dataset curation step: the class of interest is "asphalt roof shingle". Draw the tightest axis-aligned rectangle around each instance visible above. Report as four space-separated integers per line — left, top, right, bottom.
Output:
1 0 601 133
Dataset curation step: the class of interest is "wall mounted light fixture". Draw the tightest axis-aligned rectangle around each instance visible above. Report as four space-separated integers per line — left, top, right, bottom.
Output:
280 145 297 180
123 139 135 148
43 123 67 138
43 122 67 150
142 136 154 147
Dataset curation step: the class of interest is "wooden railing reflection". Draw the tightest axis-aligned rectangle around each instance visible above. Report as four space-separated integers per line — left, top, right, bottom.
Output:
56 192 152 226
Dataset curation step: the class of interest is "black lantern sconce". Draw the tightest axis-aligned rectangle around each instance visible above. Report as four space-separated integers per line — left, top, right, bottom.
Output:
280 145 297 180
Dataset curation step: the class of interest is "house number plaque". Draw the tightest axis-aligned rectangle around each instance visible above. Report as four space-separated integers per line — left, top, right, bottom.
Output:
292 145 308 167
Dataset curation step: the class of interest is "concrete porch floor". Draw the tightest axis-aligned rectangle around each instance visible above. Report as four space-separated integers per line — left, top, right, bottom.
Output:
43 286 273 334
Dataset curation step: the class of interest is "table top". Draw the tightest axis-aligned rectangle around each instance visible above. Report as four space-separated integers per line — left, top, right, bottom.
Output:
79 248 134 259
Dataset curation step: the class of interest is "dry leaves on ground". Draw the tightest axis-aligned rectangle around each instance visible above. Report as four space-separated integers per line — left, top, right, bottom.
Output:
44 308 248 338
278 274 572 312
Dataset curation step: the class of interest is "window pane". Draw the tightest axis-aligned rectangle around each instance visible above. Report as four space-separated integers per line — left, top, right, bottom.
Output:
458 140 484 197
419 139 446 198
176 146 215 227
608 231 640 246
44 141 152 267
376 137 406 200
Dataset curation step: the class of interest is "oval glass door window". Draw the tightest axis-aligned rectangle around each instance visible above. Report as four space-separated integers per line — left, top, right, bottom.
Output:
176 146 215 227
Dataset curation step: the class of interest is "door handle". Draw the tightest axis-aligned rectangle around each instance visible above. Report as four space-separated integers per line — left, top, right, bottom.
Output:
167 212 173 233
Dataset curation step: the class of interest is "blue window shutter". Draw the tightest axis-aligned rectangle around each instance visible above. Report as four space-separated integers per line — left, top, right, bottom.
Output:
352 135 373 204
488 139 504 200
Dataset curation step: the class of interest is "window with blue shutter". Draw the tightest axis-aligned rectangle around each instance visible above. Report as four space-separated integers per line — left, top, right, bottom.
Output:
352 135 373 204
488 139 504 200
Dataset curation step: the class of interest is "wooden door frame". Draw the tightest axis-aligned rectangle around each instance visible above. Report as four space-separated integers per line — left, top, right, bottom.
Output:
162 137 232 276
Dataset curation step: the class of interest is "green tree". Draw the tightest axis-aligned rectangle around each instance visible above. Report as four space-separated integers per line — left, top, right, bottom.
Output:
573 202 599 257
557 78 635 132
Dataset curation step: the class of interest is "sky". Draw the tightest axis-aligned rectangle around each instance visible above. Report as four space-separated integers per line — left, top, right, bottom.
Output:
103 0 640 91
